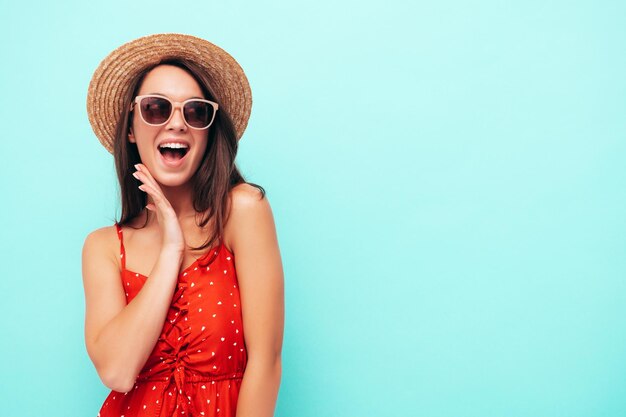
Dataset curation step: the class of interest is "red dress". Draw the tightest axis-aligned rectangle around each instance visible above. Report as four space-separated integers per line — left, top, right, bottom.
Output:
97 223 248 417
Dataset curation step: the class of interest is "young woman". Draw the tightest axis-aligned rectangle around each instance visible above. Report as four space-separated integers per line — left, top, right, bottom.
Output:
82 33 284 417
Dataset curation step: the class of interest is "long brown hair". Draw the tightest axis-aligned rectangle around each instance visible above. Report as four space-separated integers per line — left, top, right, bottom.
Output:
113 58 265 251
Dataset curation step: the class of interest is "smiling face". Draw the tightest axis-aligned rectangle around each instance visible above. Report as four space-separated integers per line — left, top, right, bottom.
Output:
128 64 210 187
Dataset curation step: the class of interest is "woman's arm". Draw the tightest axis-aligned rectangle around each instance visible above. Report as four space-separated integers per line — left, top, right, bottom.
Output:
82 164 185 393
82 228 183 393
228 185 285 417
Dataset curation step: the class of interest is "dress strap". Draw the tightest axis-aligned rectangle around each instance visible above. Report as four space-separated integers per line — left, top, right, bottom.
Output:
114 222 127 271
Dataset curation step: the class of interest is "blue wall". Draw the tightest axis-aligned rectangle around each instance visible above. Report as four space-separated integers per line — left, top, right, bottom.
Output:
1 0 625 416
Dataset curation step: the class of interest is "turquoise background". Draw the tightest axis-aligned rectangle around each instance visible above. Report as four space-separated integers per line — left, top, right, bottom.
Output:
1 0 625 416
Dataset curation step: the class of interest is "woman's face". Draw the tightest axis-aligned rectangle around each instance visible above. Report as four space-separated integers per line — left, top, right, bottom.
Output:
129 64 209 187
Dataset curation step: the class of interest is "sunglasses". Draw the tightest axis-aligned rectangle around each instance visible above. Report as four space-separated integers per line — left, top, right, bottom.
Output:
130 94 219 130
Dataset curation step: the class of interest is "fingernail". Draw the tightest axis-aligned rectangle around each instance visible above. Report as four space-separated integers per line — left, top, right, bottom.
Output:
132 172 139 179
138 185 145 191
134 164 141 171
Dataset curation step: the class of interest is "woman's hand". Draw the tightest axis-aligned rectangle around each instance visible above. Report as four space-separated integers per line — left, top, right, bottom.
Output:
132 163 186 254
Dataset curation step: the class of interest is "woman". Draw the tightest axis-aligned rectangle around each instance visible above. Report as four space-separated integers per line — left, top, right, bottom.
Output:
82 33 284 417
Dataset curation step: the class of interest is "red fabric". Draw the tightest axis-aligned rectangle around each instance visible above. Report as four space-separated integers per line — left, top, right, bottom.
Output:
97 223 248 417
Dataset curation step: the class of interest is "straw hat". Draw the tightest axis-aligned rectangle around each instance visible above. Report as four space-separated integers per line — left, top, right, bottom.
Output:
87 33 252 154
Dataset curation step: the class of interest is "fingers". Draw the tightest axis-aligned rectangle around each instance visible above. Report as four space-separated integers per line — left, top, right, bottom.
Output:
132 164 185 251
137 182 160 203
134 164 161 192
133 164 168 209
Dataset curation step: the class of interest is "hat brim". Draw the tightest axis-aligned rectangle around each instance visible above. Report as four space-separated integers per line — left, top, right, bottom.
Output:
87 33 252 154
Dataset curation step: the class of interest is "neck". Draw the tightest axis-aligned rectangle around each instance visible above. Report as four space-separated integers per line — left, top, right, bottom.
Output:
146 182 198 222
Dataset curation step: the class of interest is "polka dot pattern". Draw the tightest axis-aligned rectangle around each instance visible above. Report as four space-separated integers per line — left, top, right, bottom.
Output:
98 223 247 417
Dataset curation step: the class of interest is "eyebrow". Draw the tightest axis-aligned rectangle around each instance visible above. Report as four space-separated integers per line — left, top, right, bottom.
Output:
146 93 204 100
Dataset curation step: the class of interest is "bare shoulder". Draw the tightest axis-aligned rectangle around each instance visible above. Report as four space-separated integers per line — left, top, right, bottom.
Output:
83 225 118 254
225 183 276 254
230 182 266 205
82 225 120 272
228 183 272 222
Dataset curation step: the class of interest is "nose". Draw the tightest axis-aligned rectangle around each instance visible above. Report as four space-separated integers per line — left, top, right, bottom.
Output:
166 105 187 131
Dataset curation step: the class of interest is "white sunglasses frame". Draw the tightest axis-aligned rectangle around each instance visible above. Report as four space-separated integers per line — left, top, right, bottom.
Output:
130 94 219 130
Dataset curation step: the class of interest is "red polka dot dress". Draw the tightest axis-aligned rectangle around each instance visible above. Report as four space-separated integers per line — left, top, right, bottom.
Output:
97 223 248 417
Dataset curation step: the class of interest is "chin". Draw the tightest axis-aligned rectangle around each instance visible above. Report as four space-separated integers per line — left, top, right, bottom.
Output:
153 171 195 188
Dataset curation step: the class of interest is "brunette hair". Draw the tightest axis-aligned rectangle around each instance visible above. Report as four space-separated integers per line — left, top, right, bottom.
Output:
112 58 265 251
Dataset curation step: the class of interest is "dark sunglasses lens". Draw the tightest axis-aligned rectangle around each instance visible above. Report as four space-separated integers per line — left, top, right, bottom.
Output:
184 101 214 128
140 97 171 124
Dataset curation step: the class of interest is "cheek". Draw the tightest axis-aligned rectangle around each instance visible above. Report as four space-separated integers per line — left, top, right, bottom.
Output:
193 133 210 157
131 128 161 163
132 122 159 144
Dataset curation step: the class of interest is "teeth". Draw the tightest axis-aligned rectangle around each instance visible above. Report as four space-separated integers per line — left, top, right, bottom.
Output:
159 142 189 149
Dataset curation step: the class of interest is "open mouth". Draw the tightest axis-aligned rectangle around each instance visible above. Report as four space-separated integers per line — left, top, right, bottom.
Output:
158 143 190 163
